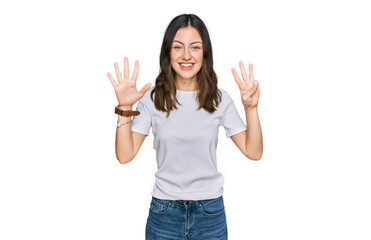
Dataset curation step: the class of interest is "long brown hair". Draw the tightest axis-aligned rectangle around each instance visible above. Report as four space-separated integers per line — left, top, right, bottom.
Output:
150 14 222 117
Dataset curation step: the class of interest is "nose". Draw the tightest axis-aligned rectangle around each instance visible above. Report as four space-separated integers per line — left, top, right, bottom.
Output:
182 48 191 60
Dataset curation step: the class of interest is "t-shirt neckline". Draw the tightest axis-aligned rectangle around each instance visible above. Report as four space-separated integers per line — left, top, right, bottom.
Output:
176 89 197 94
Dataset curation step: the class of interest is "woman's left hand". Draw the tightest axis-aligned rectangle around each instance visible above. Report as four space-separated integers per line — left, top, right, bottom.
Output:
231 61 260 109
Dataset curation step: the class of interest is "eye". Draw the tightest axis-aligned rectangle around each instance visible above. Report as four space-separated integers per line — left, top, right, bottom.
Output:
173 46 182 50
191 46 201 50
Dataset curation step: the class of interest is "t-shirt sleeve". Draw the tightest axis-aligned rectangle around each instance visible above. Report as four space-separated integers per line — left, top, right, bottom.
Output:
131 98 152 136
221 92 247 138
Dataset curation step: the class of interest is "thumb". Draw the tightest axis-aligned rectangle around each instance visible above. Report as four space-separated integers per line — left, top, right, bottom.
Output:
139 83 152 96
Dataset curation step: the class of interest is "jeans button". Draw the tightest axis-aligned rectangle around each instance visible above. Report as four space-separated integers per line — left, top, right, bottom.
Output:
186 201 189 205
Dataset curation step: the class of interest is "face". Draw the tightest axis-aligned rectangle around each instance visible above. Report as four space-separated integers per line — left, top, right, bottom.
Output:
170 26 203 82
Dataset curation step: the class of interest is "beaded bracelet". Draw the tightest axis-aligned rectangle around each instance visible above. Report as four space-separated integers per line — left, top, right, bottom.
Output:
117 120 131 128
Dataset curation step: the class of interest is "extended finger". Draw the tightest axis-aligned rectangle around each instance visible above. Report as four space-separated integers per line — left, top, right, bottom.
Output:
249 63 254 83
131 60 139 82
107 72 117 87
139 83 152 96
114 62 123 82
124 57 129 80
239 61 249 83
231 67 243 89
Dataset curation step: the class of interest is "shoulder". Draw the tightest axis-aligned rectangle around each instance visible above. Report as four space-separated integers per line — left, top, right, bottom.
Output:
140 86 155 104
135 87 155 113
218 87 229 97
218 87 233 104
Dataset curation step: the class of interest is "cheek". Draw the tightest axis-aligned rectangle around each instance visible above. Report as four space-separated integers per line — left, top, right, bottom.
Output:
170 50 181 60
170 52 175 62
170 52 178 67
196 52 203 65
195 51 203 61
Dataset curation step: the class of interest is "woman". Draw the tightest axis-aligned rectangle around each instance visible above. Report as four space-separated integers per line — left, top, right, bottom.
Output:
107 14 262 240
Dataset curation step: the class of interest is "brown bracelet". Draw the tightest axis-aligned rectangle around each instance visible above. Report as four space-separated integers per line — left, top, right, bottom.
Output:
114 105 140 117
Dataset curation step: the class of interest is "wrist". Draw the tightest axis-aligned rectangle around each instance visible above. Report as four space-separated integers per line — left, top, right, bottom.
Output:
114 105 140 117
244 106 258 112
117 105 133 110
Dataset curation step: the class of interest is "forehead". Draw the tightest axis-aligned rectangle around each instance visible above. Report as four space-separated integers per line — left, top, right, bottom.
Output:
173 26 202 43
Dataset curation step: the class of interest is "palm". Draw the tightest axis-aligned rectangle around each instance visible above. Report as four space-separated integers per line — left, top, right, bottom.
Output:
231 61 260 109
114 75 142 105
107 57 152 106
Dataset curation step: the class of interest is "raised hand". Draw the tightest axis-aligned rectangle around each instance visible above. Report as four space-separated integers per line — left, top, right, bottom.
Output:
231 61 260 109
107 57 152 107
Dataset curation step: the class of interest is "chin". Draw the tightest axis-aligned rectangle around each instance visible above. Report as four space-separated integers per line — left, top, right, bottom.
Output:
178 73 197 80
174 68 201 81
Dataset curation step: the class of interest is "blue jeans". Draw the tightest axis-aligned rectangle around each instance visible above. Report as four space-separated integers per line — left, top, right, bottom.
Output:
145 195 228 240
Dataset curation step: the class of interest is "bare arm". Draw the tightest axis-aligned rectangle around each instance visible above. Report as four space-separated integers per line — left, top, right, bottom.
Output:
115 106 147 164
231 107 263 160
107 57 152 164
231 61 263 160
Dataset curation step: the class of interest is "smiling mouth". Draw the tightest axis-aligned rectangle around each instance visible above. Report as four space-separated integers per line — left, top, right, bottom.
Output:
179 63 195 70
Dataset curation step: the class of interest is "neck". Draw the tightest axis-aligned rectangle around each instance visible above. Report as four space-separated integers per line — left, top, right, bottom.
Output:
175 76 197 91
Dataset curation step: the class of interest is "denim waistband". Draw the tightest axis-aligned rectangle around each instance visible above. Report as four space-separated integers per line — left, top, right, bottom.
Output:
153 195 223 208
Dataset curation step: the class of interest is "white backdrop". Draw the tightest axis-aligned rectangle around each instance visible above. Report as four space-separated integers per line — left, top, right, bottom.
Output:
1 0 370 239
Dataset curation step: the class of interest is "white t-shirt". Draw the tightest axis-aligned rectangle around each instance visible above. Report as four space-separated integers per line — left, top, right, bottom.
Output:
131 86 247 200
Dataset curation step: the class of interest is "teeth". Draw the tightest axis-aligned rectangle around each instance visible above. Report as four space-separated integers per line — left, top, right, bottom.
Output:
181 64 193 67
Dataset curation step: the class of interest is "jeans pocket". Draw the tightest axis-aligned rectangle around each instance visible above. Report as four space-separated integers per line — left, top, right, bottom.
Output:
199 196 225 216
150 197 172 215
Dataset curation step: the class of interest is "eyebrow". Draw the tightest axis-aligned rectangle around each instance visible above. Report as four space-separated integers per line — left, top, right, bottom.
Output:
173 40 203 45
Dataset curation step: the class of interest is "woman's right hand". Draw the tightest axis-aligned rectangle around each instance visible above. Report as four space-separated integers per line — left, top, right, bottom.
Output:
107 57 152 107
